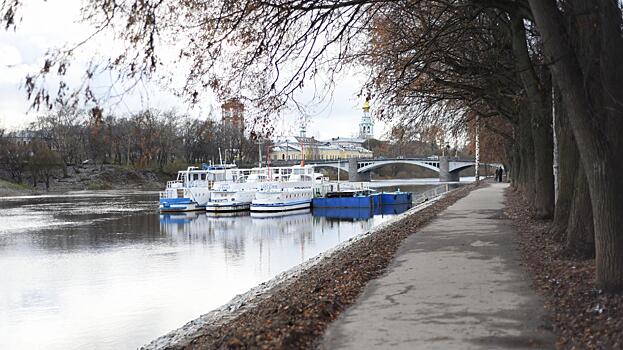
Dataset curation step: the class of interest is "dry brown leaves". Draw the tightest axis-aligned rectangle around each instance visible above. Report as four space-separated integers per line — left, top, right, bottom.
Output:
504 189 623 350
178 183 482 350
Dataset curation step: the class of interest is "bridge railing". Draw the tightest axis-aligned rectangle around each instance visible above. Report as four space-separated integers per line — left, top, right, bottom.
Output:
267 156 476 167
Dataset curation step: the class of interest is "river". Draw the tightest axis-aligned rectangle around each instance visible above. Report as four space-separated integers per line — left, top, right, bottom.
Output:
0 182 457 349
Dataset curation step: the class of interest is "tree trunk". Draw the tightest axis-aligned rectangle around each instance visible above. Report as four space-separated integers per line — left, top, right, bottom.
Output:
509 143 520 188
511 15 555 219
45 174 50 192
565 162 594 258
517 108 536 204
528 0 623 291
530 110 555 219
550 91 578 240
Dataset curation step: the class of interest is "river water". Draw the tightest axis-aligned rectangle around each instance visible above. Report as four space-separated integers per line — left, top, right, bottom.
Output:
0 183 449 349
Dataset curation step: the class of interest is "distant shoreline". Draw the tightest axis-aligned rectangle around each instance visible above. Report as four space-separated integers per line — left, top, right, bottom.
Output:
0 164 169 197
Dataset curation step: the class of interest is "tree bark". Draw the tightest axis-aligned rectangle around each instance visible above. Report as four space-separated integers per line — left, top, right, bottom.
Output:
530 108 555 219
516 113 535 201
565 162 595 258
550 90 578 240
528 0 623 291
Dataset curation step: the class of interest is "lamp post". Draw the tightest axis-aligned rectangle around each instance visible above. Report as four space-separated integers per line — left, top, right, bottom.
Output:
337 157 341 191
475 116 480 182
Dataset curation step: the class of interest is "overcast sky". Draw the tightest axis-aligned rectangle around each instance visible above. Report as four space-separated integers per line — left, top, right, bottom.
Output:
0 0 388 140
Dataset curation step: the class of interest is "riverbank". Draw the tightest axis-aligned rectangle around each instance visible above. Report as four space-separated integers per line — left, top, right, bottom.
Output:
0 164 168 196
504 189 623 349
0 178 35 197
143 182 482 349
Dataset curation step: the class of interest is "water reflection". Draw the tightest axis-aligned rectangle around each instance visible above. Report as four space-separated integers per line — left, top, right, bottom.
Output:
0 188 420 350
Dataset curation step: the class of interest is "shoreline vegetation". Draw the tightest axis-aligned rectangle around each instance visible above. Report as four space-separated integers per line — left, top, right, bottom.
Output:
0 163 171 197
142 182 481 350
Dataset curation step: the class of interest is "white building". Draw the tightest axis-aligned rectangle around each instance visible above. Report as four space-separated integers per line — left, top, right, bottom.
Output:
359 99 374 139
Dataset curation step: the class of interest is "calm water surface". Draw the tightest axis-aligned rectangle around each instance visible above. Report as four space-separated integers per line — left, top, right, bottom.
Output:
0 185 437 349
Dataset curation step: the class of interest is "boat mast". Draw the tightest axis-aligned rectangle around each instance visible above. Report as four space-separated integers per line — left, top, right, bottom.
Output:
256 139 263 168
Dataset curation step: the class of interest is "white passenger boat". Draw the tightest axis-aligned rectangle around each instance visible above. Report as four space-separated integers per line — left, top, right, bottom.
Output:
205 168 270 212
159 164 243 212
250 165 326 212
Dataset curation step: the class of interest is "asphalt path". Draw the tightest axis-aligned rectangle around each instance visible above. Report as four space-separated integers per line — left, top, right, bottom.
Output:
322 183 555 349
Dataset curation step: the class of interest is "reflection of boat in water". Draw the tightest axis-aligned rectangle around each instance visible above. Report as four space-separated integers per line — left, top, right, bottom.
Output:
250 209 313 238
159 211 203 224
205 211 250 218
159 211 251 237
160 206 314 243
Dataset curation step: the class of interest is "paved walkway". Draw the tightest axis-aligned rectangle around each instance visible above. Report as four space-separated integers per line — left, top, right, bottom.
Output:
321 183 555 349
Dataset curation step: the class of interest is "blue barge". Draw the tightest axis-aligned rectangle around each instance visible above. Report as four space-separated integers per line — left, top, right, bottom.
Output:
312 189 412 209
376 191 412 206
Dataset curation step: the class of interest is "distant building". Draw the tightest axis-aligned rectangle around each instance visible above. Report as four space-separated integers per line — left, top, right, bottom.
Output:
268 98 375 161
221 98 245 132
7 130 35 146
269 135 372 161
359 98 374 139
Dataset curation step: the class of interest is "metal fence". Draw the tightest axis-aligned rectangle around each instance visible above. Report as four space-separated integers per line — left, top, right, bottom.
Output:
411 183 461 205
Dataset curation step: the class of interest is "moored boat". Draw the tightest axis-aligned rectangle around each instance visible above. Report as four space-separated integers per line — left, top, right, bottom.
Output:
205 168 270 212
250 165 326 212
159 164 242 212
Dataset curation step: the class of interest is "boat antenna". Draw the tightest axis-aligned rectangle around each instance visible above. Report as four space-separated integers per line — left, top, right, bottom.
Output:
218 147 223 166
256 139 264 168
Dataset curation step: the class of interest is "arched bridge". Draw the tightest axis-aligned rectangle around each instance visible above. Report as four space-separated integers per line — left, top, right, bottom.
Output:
304 156 475 182
272 156 476 181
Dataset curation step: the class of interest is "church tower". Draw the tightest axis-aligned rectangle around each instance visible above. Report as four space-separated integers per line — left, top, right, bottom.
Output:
359 97 374 139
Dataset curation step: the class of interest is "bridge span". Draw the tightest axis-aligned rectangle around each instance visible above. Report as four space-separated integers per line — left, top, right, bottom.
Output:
274 156 476 182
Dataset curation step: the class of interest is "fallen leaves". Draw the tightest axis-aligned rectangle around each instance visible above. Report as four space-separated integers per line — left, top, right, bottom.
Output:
505 189 623 349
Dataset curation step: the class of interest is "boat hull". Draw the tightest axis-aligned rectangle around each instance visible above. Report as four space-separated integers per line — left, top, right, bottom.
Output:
250 208 311 218
379 192 412 205
159 198 204 212
205 202 251 212
312 196 373 208
250 199 311 212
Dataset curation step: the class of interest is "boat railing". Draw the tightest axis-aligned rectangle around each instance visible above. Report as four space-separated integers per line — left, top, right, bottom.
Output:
166 180 183 188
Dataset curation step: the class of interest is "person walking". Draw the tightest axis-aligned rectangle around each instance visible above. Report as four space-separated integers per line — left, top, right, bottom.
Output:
496 166 504 182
